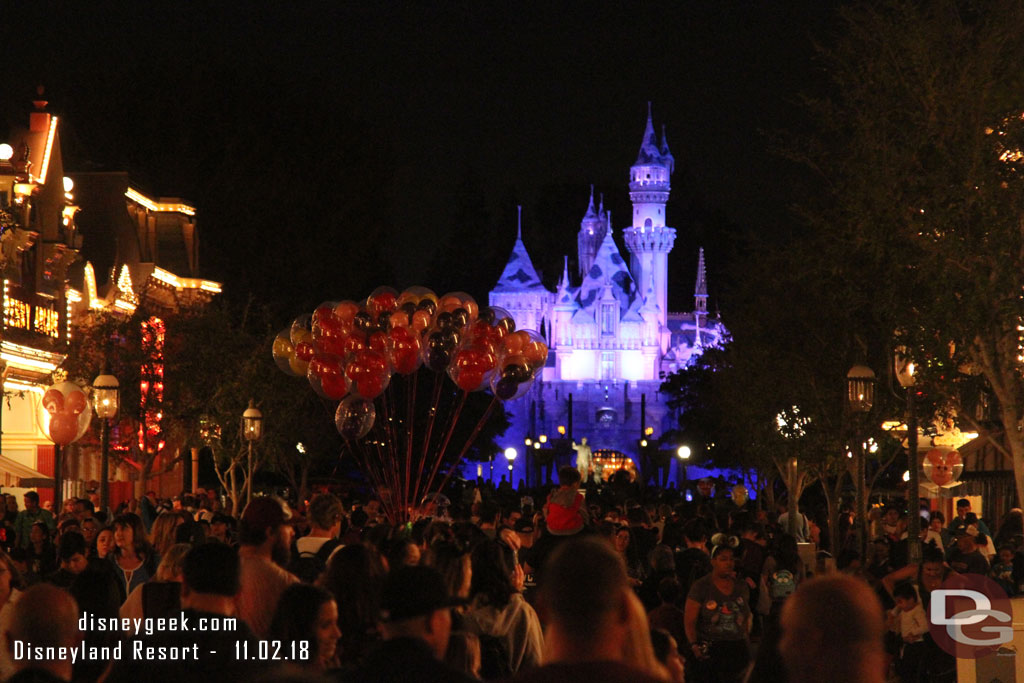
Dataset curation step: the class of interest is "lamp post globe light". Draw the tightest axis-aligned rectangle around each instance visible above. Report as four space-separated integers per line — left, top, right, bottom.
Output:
92 372 120 514
846 363 875 559
241 400 263 505
504 446 517 472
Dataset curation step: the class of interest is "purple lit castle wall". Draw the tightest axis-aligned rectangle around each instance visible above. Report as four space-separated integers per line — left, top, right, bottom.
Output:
464 106 728 488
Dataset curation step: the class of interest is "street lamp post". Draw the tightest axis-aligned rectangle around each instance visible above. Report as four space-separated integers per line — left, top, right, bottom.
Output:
241 400 263 505
504 446 517 476
676 445 691 491
92 371 120 515
846 364 876 561
895 353 921 565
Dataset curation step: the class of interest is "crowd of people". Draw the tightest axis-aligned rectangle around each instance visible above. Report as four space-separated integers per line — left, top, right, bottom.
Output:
0 466 1021 682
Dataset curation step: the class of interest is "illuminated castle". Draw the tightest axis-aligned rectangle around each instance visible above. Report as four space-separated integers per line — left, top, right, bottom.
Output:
486 105 725 483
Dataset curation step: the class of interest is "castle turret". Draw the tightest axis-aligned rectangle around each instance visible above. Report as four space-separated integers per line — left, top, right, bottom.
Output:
623 104 676 336
489 206 551 336
577 185 607 279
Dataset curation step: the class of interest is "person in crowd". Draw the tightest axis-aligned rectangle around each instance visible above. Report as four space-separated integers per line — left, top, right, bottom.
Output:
650 628 685 683
25 521 56 581
236 496 299 637
775 499 809 543
639 544 677 611
991 544 1017 594
2 583 78 682
323 543 385 665
341 564 475 683
46 531 88 589
209 512 236 546
948 528 990 575
613 525 646 586
387 538 422 570
295 493 344 557
947 498 990 538
120 542 190 621
148 511 186 559
779 574 887 683
510 536 663 683
684 542 751 683
105 542 262 682
109 512 156 602
342 507 369 545
888 581 928 681
620 589 670 680
270 583 342 672
543 466 589 537
993 508 1023 549
675 519 712 598
80 516 99 548
464 538 543 676
758 533 803 623
14 491 55 549
91 523 115 560
648 577 686 650
424 540 472 627
0 547 26 680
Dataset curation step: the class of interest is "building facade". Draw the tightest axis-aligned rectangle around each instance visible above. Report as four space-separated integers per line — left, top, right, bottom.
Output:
487 107 725 485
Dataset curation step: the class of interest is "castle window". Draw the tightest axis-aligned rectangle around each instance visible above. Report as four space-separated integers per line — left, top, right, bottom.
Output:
601 352 614 379
644 218 652 228
601 302 615 336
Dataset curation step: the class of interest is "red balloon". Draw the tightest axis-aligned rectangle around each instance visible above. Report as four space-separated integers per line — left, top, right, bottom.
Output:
294 341 315 362
388 327 422 375
341 330 367 356
321 373 348 400
49 413 78 445
65 390 87 415
366 287 400 318
368 331 388 355
346 350 389 400
42 389 64 414
455 368 485 392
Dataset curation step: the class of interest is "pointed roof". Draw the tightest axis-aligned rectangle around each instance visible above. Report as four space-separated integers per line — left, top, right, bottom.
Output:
556 256 577 307
695 248 708 297
576 227 634 312
494 206 546 292
633 102 673 170
659 124 675 174
582 185 597 220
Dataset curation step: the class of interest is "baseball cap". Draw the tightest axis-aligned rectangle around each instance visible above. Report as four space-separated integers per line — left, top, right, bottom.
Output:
380 565 467 622
241 496 297 531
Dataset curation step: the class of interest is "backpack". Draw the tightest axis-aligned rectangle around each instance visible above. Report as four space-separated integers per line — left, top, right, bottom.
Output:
546 492 584 533
288 538 342 583
768 568 797 601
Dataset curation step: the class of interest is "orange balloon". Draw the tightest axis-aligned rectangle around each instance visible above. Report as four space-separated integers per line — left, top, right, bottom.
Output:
334 300 360 323
412 309 432 332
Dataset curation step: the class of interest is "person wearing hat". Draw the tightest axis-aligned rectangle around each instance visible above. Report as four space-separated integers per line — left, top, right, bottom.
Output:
235 496 298 638
341 565 474 683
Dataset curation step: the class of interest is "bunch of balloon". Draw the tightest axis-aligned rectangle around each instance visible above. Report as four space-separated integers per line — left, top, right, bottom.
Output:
273 285 548 524
38 381 92 512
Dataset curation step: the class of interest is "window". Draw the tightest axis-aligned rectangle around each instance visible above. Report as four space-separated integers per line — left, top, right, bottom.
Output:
601 352 615 379
601 303 615 335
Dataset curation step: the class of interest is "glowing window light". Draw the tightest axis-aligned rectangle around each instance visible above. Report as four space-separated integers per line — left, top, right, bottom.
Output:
0 341 62 373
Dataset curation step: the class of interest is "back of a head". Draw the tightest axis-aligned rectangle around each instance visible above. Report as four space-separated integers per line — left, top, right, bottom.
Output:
8 584 78 650
558 465 580 487
540 536 628 642
682 519 707 544
183 542 239 596
308 493 343 531
780 574 885 683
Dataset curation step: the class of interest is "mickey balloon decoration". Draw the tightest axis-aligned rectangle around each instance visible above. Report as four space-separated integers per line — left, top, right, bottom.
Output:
40 381 92 446
922 448 964 487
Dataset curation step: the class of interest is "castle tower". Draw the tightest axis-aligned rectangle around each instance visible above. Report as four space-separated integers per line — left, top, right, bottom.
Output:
489 206 551 337
577 186 607 279
623 104 676 335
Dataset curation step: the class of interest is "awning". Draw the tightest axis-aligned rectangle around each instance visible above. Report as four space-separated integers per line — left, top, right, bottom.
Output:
0 455 53 488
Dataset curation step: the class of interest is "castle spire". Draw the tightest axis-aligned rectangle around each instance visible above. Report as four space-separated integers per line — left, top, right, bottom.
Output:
695 247 708 314
635 101 660 165
517 204 522 240
660 124 675 174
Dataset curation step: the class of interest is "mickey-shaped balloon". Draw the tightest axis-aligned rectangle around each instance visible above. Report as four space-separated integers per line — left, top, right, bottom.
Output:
41 381 92 446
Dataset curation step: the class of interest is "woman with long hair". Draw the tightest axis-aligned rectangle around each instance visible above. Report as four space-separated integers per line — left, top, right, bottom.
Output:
464 538 543 676
120 542 190 621
321 543 385 665
684 544 751 683
148 511 186 559
109 512 156 603
270 583 342 672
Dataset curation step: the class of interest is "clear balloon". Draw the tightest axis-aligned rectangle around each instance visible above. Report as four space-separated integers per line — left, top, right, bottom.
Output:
366 286 400 318
388 326 422 375
448 343 498 392
491 371 534 401
307 353 347 400
290 314 313 346
345 349 391 400
38 381 92 445
272 329 297 376
335 395 376 440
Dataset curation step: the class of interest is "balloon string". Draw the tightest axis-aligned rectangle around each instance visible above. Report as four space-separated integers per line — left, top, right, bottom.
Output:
435 395 499 497
379 383 403 522
420 390 467 505
404 371 417 517
412 373 444 509
347 438 393 524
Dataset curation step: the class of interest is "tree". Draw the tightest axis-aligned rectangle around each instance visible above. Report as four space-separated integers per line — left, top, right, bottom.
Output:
795 0 1024 506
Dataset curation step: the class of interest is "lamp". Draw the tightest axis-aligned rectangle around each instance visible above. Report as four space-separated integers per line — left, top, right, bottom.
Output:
242 400 263 505
92 372 120 514
0 144 12 162
846 363 875 560
504 447 517 461
677 445 691 460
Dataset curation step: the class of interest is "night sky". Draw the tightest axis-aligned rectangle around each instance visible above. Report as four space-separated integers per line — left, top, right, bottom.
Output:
2 2 841 317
